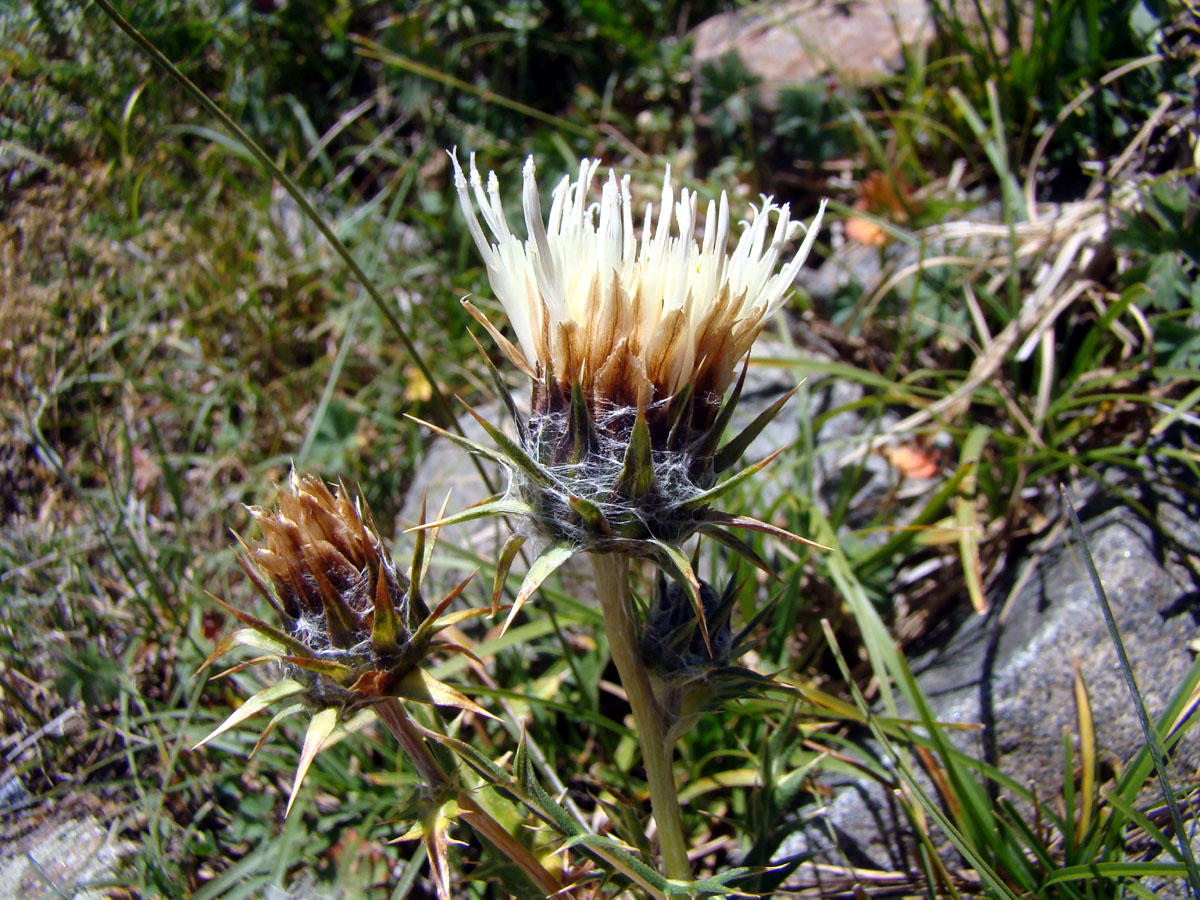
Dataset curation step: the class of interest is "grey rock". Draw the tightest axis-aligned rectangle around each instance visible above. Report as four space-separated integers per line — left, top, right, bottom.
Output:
0 812 135 900
398 399 516 599
776 477 1200 891
692 0 934 107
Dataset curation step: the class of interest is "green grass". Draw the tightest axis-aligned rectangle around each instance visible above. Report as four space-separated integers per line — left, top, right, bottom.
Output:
3 0 1199 897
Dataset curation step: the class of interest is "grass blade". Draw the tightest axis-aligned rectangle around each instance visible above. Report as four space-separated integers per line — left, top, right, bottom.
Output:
1060 484 1200 897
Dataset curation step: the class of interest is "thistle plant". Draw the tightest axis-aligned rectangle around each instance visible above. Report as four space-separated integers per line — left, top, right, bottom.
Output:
426 152 826 883
194 472 562 898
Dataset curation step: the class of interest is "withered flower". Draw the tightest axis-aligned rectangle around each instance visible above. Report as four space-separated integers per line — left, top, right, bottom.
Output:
195 472 487 813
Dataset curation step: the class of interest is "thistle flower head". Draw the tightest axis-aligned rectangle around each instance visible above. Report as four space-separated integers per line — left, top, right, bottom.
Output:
452 151 825 410
427 154 825 629
195 472 488 814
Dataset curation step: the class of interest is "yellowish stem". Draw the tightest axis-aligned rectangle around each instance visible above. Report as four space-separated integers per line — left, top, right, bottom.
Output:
590 553 692 883
375 698 563 897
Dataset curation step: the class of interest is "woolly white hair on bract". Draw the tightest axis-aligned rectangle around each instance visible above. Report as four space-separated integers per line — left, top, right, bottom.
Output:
451 150 826 403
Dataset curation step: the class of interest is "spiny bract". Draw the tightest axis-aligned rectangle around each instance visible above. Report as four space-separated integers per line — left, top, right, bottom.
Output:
194 471 488 814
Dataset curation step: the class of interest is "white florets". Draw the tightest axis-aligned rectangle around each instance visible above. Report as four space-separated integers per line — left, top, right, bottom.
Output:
451 150 826 399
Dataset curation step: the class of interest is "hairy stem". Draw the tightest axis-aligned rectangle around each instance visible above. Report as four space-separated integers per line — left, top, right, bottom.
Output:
590 553 691 882
375 698 563 897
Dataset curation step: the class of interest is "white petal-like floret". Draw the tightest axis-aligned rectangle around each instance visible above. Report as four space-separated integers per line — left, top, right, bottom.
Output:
452 150 825 403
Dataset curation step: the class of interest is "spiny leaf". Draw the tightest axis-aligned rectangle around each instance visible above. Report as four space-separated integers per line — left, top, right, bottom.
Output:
278 655 356 685
697 355 750 459
492 533 527 614
665 382 694 450
249 702 305 759
394 668 497 720
371 559 404 656
680 447 785 512
405 414 515 472
405 495 535 532
515 738 582 837
193 679 305 749
462 298 537 379
503 541 575 635
568 381 595 463
298 541 358 647
699 510 831 551
422 800 457 900
410 568 480 646
195 627 291 678
430 604 492 630
467 325 527 442
557 834 670 894
205 592 312 659
409 493 429 606
233 544 286 618
286 706 339 817
713 383 802 473
695 524 780 582
568 494 612 535
408 491 452 626
649 539 709 654
210 656 278 680
458 398 553 486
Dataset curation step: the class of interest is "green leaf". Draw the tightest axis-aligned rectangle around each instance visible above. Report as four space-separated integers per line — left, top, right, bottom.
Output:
713 383 800 473
286 706 338 816
502 541 575 634
1042 861 1187 886
193 679 305 749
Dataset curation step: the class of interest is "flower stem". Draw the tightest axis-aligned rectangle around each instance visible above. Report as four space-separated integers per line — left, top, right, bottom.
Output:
375 698 563 897
590 553 691 882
